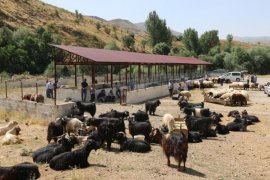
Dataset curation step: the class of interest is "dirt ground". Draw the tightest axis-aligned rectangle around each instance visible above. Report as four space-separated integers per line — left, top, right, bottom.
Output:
0 78 270 180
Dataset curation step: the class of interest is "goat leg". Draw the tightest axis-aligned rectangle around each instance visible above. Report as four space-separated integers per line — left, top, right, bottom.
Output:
166 154 170 166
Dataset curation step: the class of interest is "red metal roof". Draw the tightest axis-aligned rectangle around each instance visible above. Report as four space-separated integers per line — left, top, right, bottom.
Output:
50 44 211 65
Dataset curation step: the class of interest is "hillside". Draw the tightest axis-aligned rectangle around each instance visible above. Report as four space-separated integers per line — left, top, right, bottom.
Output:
109 19 144 35
234 36 270 45
0 0 147 49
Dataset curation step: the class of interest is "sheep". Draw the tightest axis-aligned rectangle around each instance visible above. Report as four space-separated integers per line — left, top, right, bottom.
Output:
0 162 40 180
128 118 152 143
0 121 19 136
49 139 101 171
203 80 214 88
178 91 191 100
2 126 23 145
161 131 188 171
47 118 67 143
62 117 83 135
149 128 164 144
161 113 176 133
22 94 32 101
32 135 78 163
145 99 161 115
116 132 151 153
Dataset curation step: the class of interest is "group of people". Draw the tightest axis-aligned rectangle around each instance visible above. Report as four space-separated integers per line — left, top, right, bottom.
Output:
45 80 61 98
246 74 257 85
81 79 121 102
168 80 188 97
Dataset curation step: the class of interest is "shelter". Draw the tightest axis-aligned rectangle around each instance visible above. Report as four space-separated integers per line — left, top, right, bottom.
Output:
50 44 211 104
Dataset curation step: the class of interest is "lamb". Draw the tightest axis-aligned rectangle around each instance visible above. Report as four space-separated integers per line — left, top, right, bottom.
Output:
161 113 176 133
0 162 40 180
116 132 151 153
32 135 78 163
161 131 188 171
145 99 161 115
0 121 19 136
178 91 191 100
47 118 67 143
49 139 101 171
2 126 23 145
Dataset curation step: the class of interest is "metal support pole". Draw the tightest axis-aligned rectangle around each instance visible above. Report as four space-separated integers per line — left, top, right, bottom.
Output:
106 65 109 84
74 65 77 87
21 81 23 100
138 64 141 84
92 65 96 85
125 66 128 86
54 61 57 105
36 82 38 95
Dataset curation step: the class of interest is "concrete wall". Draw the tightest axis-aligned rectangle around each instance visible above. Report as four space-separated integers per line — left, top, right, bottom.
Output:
0 98 74 120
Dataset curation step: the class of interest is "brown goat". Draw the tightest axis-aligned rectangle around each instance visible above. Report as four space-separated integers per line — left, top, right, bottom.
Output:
231 94 247 106
161 131 188 171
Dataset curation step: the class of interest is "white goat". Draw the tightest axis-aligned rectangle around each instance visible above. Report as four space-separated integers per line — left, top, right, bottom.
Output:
2 126 23 145
162 113 176 133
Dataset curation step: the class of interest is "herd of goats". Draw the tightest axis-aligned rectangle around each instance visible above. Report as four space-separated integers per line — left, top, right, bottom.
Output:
0 93 260 179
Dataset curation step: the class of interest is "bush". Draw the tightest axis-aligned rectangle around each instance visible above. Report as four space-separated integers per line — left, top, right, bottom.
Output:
104 27 111 34
152 42 170 55
0 71 10 79
96 22 101 31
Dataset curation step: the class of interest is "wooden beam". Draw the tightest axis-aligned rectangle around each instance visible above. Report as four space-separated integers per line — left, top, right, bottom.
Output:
138 64 141 84
125 65 128 86
110 65 113 88
92 65 95 84
106 65 109 83
54 60 57 105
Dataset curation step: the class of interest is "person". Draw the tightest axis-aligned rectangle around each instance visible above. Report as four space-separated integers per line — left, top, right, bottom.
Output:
251 74 254 83
168 80 174 97
90 85 95 102
129 78 135 91
81 79 88 102
97 89 106 102
47 81 54 98
115 82 121 98
45 81 52 98
199 78 204 89
106 89 115 102
254 75 257 84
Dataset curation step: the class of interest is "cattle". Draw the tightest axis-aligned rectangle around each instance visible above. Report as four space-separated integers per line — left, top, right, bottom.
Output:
145 100 161 115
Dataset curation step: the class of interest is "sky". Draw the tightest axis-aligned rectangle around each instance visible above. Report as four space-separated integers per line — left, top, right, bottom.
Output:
41 0 270 39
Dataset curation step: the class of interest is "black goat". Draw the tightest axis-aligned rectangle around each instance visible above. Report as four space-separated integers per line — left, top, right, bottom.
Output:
145 100 161 115
161 132 188 171
49 139 101 171
116 133 151 153
183 107 211 117
226 118 248 131
188 131 202 143
132 110 149 122
0 162 40 180
32 135 78 163
185 115 213 137
227 110 240 117
149 128 164 144
242 110 260 123
99 109 129 120
178 100 204 109
75 101 96 117
215 123 230 135
47 118 67 143
128 118 152 143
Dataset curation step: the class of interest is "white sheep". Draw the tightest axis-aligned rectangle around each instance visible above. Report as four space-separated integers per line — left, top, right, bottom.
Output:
65 118 83 135
178 91 191 100
0 121 18 136
2 126 23 145
162 113 176 133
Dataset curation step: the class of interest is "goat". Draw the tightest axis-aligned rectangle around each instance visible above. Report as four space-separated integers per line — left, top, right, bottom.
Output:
178 100 204 109
241 110 260 123
49 139 101 171
32 135 78 163
226 118 248 131
215 123 230 135
75 101 96 118
2 126 23 145
62 117 83 135
132 110 149 122
99 109 129 120
227 110 240 117
188 131 202 143
149 128 164 144
0 162 40 180
0 121 19 136
116 132 151 153
231 94 247 106
185 115 213 137
161 113 176 133
161 131 188 171
47 118 67 143
128 118 152 143
145 99 161 115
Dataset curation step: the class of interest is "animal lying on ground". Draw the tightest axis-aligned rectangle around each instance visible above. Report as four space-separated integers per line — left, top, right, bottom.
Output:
188 131 202 143
2 126 23 145
0 121 19 136
178 100 204 109
0 162 40 180
99 109 129 119
161 131 188 171
226 118 248 131
49 139 101 171
145 100 161 115
32 135 78 163
241 110 260 123
149 128 164 144
227 110 240 117
116 132 151 153
215 123 230 135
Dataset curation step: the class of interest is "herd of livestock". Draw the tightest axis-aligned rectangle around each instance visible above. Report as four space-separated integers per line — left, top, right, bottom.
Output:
0 92 261 179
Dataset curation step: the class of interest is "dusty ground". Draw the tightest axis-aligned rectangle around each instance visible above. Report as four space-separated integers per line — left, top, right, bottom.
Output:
0 78 270 180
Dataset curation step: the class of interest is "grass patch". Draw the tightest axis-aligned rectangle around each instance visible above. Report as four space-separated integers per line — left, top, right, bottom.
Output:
20 148 33 156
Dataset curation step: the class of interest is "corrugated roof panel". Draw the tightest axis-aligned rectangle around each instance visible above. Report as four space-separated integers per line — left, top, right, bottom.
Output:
50 44 211 65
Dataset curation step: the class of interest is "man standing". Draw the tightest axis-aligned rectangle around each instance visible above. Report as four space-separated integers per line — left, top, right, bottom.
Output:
168 80 174 97
81 79 88 102
90 84 95 102
115 82 121 98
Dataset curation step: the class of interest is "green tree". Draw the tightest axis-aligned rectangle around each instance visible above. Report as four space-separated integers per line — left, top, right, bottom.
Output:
225 34 233 52
104 41 120 51
122 33 135 51
0 27 13 47
152 42 170 55
199 30 220 54
145 11 172 46
182 28 199 54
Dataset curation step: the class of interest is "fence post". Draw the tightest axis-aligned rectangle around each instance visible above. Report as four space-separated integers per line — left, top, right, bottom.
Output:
21 81 23 100
5 81 7 98
36 82 38 95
